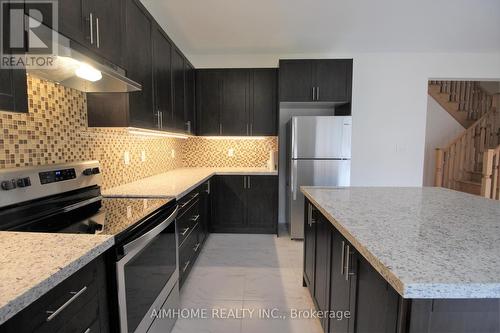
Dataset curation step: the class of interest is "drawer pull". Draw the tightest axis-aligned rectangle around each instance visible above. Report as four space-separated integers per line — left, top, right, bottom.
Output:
46 286 87 322
182 260 190 273
180 193 199 210
84 329 91 333
190 215 200 222
180 227 190 237
193 243 201 252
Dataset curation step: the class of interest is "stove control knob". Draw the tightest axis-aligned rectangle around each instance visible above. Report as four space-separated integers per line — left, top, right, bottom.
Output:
92 167 100 175
1 180 17 191
83 168 93 176
16 177 31 188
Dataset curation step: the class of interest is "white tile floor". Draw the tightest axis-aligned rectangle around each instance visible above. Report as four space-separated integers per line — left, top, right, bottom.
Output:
172 227 323 333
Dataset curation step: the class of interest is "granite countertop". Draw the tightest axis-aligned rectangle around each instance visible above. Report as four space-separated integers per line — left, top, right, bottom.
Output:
0 232 114 324
301 186 500 299
103 167 278 199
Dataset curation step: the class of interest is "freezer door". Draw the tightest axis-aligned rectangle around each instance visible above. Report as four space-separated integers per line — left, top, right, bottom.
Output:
291 116 351 159
288 159 350 239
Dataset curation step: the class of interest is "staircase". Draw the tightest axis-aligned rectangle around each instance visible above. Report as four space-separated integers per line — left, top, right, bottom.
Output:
432 81 500 199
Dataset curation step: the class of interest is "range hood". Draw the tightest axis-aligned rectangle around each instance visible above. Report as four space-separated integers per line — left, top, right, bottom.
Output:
26 26 141 93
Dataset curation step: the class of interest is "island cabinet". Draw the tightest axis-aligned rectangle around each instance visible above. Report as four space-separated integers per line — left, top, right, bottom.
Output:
0 255 110 333
304 199 500 333
211 175 278 234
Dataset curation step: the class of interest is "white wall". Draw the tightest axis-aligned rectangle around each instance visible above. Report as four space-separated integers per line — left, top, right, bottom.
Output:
190 52 500 188
422 97 465 186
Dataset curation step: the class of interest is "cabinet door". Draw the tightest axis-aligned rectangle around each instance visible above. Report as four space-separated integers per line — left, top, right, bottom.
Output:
303 201 316 295
152 26 172 130
211 176 246 231
0 69 28 113
245 176 277 233
196 70 221 135
314 59 352 102
250 69 277 136
353 255 399 333
59 0 88 46
125 0 153 128
314 215 332 330
279 60 313 102
91 0 124 66
172 49 185 131
221 69 249 136
329 230 354 333
185 62 195 134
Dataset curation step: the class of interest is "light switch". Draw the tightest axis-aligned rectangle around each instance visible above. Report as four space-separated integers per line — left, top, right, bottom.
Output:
124 151 130 165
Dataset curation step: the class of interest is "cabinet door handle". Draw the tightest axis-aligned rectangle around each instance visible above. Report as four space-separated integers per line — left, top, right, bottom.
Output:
89 13 94 45
180 227 190 236
46 286 87 321
246 123 249 135
340 241 345 275
96 17 100 48
186 120 191 133
312 87 316 101
84 329 91 333
193 243 201 252
345 244 350 281
206 180 210 194
219 123 222 135
250 123 253 136
182 260 190 273
157 111 161 129
243 176 246 189
247 176 250 189
316 86 320 101
190 214 200 222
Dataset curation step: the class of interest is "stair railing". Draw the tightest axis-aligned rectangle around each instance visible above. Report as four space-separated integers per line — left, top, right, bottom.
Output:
435 107 499 190
429 81 493 121
481 145 500 200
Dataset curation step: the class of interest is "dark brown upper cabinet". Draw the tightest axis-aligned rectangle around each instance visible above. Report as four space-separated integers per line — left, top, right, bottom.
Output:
152 25 172 131
57 0 125 68
196 68 277 136
172 48 185 132
184 62 196 135
250 69 277 136
0 69 28 113
279 59 353 114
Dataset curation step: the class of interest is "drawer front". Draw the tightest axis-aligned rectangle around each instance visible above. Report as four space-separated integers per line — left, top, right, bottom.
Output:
177 199 200 246
55 297 100 333
179 223 200 281
1 257 105 333
177 190 200 217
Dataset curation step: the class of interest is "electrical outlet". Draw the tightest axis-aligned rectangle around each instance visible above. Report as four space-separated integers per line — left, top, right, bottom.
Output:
124 151 130 165
141 151 146 162
171 149 176 158
228 148 235 157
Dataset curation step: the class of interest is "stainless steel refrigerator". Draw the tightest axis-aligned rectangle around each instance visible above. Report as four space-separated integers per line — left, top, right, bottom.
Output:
286 116 352 239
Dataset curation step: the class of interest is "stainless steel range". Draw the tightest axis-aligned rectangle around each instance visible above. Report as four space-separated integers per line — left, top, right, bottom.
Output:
0 161 179 333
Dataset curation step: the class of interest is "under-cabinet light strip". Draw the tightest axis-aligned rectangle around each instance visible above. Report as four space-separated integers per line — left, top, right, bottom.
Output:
127 128 190 139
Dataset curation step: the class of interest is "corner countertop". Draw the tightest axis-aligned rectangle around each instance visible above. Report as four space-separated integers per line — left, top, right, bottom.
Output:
102 167 278 199
0 232 114 325
301 186 500 299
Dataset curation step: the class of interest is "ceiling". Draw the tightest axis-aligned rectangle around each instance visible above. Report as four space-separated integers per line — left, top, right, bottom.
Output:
140 0 500 56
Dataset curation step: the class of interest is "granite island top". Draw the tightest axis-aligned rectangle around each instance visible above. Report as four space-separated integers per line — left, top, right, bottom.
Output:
103 167 277 199
301 186 500 299
0 232 114 324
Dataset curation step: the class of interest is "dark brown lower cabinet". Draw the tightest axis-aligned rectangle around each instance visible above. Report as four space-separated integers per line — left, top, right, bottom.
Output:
0 255 110 333
304 199 500 333
212 175 278 234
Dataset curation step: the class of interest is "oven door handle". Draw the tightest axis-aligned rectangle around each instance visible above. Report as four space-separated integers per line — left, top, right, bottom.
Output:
122 206 178 256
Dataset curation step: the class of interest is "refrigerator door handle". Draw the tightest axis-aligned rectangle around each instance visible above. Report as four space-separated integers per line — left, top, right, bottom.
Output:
292 160 298 200
291 118 297 159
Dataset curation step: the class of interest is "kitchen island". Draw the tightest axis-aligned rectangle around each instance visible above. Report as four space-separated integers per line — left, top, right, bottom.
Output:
301 186 500 333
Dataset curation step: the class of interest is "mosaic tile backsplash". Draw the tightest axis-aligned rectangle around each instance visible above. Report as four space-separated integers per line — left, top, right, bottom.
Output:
0 76 277 189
